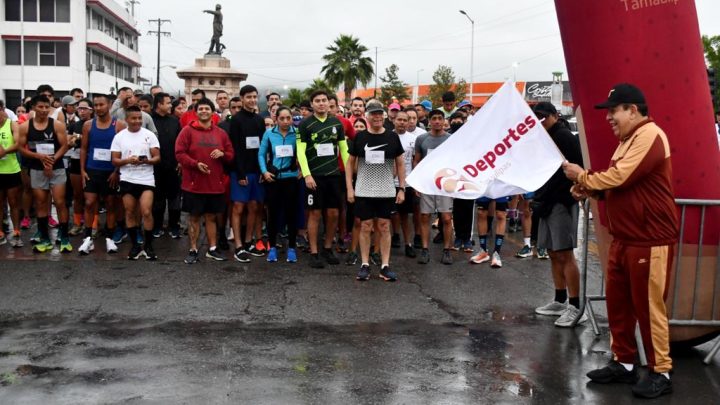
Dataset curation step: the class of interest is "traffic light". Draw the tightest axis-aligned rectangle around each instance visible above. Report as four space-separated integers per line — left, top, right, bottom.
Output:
708 68 717 109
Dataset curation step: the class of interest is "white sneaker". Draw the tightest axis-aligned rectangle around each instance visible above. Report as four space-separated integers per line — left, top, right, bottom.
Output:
535 301 567 316
490 251 503 268
469 248 490 264
78 237 94 255
554 306 588 327
105 237 118 254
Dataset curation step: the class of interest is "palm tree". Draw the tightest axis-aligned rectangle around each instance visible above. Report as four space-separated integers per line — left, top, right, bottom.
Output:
303 78 333 99
286 88 305 107
321 34 374 105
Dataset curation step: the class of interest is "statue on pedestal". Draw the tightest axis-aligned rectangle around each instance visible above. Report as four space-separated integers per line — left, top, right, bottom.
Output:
203 4 224 55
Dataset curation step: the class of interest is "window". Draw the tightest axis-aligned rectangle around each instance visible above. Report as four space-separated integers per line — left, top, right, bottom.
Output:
23 0 37 21
5 0 20 21
55 0 69 22
39 0 54 22
3 40 69 66
104 18 113 35
92 11 103 30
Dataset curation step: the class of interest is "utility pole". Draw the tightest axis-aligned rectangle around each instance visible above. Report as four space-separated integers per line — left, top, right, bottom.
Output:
126 0 140 18
148 19 171 86
374 46 378 98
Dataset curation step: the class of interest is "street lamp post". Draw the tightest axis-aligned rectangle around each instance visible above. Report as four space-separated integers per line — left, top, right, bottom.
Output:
459 10 474 100
415 68 424 104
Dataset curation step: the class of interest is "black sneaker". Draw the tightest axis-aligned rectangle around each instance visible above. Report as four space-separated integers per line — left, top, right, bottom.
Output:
631 371 672 399
356 264 370 281
370 251 381 266
128 244 145 260
432 232 443 244
405 244 417 258
379 266 397 282
321 248 340 265
441 249 453 265
345 251 359 265
413 234 422 248
309 253 325 268
217 236 230 251
205 248 227 261
184 249 199 264
234 248 251 263
247 242 266 257
391 233 401 248
587 360 639 384
418 248 430 264
144 245 157 261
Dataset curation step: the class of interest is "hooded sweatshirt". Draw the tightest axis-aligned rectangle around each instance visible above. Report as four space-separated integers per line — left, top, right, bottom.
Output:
175 120 234 194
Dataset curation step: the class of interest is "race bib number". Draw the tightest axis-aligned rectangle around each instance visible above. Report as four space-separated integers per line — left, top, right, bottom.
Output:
246 137 260 149
366 150 385 164
316 143 334 157
93 148 111 162
36 143 55 155
275 145 293 158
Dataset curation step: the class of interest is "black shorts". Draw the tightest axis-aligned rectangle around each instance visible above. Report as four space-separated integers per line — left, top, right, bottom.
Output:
0 172 22 190
119 181 154 200
306 175 342 210
182 191 226 215
68 158 81 175
355 197 395 220
84 170 118 196
395 187 415 214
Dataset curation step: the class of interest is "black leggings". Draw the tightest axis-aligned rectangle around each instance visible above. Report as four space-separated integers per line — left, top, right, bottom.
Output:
452 198 475 241
266 177 299 248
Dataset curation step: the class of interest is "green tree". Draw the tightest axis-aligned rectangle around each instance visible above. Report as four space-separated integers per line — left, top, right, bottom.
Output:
702 34 720 108
379 64 410 106
285 88 305 107
321 34 375 106
426 65 468 107
303 78 333 100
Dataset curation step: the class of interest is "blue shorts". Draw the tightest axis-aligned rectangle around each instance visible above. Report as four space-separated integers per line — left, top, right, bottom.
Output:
475 196 510 212
230 172 265 203
523 192 535 199
475 196 511 204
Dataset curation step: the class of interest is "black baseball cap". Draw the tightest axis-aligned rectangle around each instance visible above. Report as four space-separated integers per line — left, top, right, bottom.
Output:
366 101 384 114
533 102 557 117
595 83 646 109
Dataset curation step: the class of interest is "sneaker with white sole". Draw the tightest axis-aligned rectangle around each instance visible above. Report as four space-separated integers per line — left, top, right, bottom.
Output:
78 237 94 255
105 238 118 254
470 248 490 264
535 301 567 316
490 251 503 268
554 306 588 327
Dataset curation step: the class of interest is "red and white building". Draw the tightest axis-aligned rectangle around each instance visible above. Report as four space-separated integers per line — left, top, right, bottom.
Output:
0 0 142 108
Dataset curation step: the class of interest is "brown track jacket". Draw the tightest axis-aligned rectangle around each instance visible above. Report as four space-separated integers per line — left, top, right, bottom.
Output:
577 119 678 246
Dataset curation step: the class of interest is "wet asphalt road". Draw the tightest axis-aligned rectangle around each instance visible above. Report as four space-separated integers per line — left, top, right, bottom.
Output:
0 227 719 404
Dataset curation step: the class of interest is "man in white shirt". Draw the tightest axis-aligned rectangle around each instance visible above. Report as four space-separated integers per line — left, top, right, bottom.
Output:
391 110 419 258
110 105 161 261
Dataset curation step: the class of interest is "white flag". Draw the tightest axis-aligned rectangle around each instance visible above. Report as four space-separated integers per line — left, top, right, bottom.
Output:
407 81 564 199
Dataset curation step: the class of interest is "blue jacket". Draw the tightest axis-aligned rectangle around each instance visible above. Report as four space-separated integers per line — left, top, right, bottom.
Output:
258 125 298 179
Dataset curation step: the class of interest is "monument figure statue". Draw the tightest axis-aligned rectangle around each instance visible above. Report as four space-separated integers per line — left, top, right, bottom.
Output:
203 4 224 55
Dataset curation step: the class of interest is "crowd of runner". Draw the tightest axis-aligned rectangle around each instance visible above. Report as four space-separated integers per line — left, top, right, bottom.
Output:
0 83 586 327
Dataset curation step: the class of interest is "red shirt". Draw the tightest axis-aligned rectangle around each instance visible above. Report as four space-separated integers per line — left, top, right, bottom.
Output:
337 115 355 172
175 121 234 194
180 108 220 128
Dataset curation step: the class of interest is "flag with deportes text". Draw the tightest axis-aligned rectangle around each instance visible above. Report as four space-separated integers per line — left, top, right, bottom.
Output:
406 81 564 199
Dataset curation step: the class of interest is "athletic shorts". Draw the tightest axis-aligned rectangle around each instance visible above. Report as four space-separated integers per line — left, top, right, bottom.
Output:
0 172 22 190
476 196 510 212
306 175 342 210
68 158 81 175
395 187 415 214
537 203 579 251
30 168 66 190
355 197 395 220
182 191 226 216
230 172 265 203
119 181 154 200
419 193 453 214
84 169 118 196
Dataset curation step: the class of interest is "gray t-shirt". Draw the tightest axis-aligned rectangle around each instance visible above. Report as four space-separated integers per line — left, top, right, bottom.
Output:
414 131 451 159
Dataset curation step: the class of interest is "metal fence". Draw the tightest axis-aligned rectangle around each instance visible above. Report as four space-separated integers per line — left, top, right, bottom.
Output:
575 198 720 365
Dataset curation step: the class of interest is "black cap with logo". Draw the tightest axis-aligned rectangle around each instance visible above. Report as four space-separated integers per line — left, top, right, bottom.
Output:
595 83 646 109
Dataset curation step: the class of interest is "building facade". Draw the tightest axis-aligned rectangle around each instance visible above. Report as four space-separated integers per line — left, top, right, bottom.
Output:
0 0 142 109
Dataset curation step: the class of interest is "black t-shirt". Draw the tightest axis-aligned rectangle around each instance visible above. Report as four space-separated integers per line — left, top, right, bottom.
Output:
349 129 404 198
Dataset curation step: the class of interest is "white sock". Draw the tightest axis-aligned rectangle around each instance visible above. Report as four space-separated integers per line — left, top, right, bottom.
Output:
209 246 216 252
523 237 531 247
620 362 634 371
662 372 670 379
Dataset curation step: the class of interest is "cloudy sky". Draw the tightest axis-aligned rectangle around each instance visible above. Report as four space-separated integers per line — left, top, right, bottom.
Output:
128 0 720 96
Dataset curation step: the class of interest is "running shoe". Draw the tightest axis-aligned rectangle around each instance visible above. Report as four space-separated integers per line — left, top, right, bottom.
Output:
321 248 340 265
136 233 144 245
78 236 95 255
266 247 278 262
152 229 164 238
233 248 251 263
185 249 199 264
169 228 182 239
336 239 348 253
48 217 59 228
144 245 157 261
470 248 490 264
30 231 42 244
516 245 533 258
68 225 84 236
490 252 503 268
379 266 397 282
417 248 430 264
33 239 53 253
248 240 266 257
112 228 127 244
255 239 268 254
451 238 461 251
309 253 325 268
20 216 31 229
404 245 417 258
345 251 359 265
59 237 73 253
105 238 118 254
441 249 453 265
286 248 297 263
128 244 145 260
205 248 226 261
370 251 381 267
554 306 588 327
535 301 567 316
356 264 371 281
536 247 549 260
462 240 474 253
10 233 23 248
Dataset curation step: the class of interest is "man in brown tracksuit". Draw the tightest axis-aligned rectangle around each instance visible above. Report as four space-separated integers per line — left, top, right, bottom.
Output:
563 83 678 399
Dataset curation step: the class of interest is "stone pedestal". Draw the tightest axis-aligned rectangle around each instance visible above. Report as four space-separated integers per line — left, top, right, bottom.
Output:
176 54 248 101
